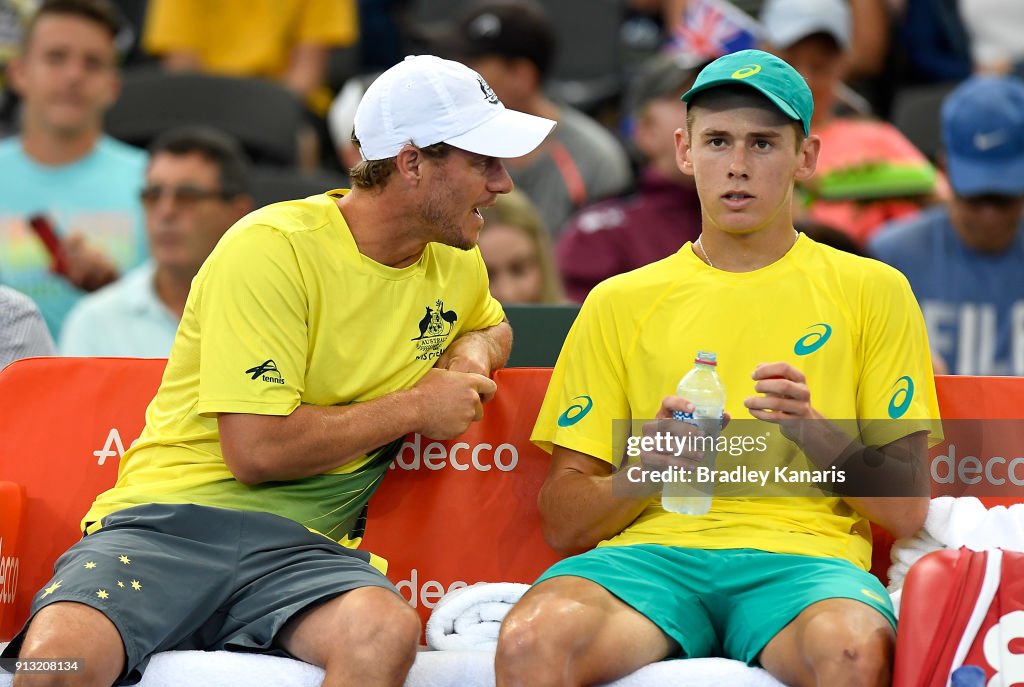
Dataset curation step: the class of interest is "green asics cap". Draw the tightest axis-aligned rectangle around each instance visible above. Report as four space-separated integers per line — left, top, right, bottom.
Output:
681 49 813 136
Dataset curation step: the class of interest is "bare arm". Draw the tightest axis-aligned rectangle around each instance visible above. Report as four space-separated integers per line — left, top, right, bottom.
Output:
219 368 497 484
845 0 891 79
539 396 708 554
283 43 330 100
435 319 513 379
538 447 652 555
745 362 929 539
161 52 203 71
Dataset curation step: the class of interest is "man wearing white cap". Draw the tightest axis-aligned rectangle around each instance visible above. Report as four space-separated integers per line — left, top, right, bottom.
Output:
6 54 554 687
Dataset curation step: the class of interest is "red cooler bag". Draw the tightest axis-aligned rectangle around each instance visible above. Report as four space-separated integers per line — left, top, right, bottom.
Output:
894 548 1024 686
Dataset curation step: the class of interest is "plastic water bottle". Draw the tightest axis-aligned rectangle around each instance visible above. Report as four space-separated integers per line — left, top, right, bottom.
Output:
663 351 726 515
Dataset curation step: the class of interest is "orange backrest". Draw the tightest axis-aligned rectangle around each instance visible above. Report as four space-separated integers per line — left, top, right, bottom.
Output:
0 481 24 638
2 358 1024 637
0 357 167 639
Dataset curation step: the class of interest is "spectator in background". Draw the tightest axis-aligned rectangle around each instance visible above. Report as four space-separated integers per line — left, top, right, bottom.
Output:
0 285 55 368
0 0 148 336
60 126 253 357
760 0 940 245
142 0 358 115
443 0 633 236
478 189 564 304
557 52 702 302
870 76 1024 376
0 0 40 134
900 0 1024 83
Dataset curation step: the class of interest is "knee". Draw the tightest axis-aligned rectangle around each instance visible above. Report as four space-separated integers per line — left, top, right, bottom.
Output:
497 592 594 669
802 609 893 686
343 588 421 654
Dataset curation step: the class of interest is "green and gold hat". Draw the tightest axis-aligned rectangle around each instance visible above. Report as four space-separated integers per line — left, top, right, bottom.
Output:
681 49 813 135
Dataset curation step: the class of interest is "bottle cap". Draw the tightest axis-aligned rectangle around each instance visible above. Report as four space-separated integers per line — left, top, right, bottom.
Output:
695 351 718 366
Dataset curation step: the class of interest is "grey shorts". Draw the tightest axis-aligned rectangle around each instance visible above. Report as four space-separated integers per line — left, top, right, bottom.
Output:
1 503 398 684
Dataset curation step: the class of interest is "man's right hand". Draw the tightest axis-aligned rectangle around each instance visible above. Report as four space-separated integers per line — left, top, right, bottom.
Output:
62 233 119 292
409 368 498 439
615 396 729 498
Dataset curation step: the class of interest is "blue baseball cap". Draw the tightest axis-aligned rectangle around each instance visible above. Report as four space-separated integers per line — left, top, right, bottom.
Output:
682 49 813 136
942 76 1024 197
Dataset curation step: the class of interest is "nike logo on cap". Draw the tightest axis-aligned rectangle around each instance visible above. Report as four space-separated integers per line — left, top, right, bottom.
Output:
974 129 1009 151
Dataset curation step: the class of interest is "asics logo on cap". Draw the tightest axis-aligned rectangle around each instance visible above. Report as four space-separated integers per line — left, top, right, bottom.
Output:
731 64 762 79
974 129 1009 151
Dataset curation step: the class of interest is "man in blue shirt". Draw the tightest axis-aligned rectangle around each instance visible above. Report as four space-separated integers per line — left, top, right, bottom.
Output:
870 76 1024 375
0 0 148 336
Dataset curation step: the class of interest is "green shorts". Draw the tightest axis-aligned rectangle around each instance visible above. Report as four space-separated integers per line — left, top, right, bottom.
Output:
535 544 895 665
2 503 398 685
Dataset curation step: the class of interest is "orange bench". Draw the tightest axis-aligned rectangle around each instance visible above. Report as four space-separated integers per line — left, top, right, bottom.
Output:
2 358 1024 681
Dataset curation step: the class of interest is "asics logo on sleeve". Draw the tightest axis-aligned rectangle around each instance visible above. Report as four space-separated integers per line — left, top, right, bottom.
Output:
888 376 914 419
557 396 593 427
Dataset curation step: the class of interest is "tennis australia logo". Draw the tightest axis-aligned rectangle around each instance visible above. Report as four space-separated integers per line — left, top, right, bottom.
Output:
477 76 499 105
412 300 458 361
246 359 285 385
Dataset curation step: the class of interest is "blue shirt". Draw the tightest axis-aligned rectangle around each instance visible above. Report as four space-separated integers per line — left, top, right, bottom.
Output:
869 205 1024 375
58 262 178 357
0 136 148 336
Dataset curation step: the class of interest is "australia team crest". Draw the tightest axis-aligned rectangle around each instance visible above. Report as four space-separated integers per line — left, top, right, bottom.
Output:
412 299 458 360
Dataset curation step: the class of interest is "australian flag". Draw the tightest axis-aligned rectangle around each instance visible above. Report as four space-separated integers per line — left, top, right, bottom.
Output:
668 0 762 60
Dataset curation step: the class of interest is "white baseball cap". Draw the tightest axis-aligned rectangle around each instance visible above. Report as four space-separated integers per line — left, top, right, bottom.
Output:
352 55 556 161
760 0 852 52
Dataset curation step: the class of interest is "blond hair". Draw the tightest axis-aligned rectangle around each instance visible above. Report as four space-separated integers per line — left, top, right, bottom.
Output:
479 190 565 303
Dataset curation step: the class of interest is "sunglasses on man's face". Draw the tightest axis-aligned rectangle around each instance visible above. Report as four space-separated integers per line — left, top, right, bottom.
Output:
140 185 230 207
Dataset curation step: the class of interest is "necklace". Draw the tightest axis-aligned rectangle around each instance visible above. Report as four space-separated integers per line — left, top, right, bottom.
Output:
695 229 800 270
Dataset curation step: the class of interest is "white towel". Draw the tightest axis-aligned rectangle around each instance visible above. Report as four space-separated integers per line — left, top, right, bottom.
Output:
406 650 784 687
887 497 1024 594
425 582 529 651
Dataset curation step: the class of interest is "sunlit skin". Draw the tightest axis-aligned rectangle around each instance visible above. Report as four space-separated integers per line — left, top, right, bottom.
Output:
675 92 820 272
948 194 1024 254
478 222 544 304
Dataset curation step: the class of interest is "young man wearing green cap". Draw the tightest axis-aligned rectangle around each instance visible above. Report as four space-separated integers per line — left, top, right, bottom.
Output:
495 50 939 687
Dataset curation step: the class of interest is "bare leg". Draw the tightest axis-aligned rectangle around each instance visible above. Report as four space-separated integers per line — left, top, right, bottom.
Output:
759 598 894 687
12 602 126 687
276 586 421 687
496 576 678 687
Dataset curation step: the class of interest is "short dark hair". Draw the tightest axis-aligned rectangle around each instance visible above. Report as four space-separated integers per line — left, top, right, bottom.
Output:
449 0 556 80
348 133 454 190
685 85 805 151
149 126 252 197
24 0 123 48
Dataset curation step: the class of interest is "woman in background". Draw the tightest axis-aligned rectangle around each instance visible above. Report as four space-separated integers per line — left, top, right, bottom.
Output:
478 190 565 304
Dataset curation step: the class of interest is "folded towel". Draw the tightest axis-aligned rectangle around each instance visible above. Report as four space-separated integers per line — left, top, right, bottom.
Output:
887 497 1024 594
425 582 529 651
